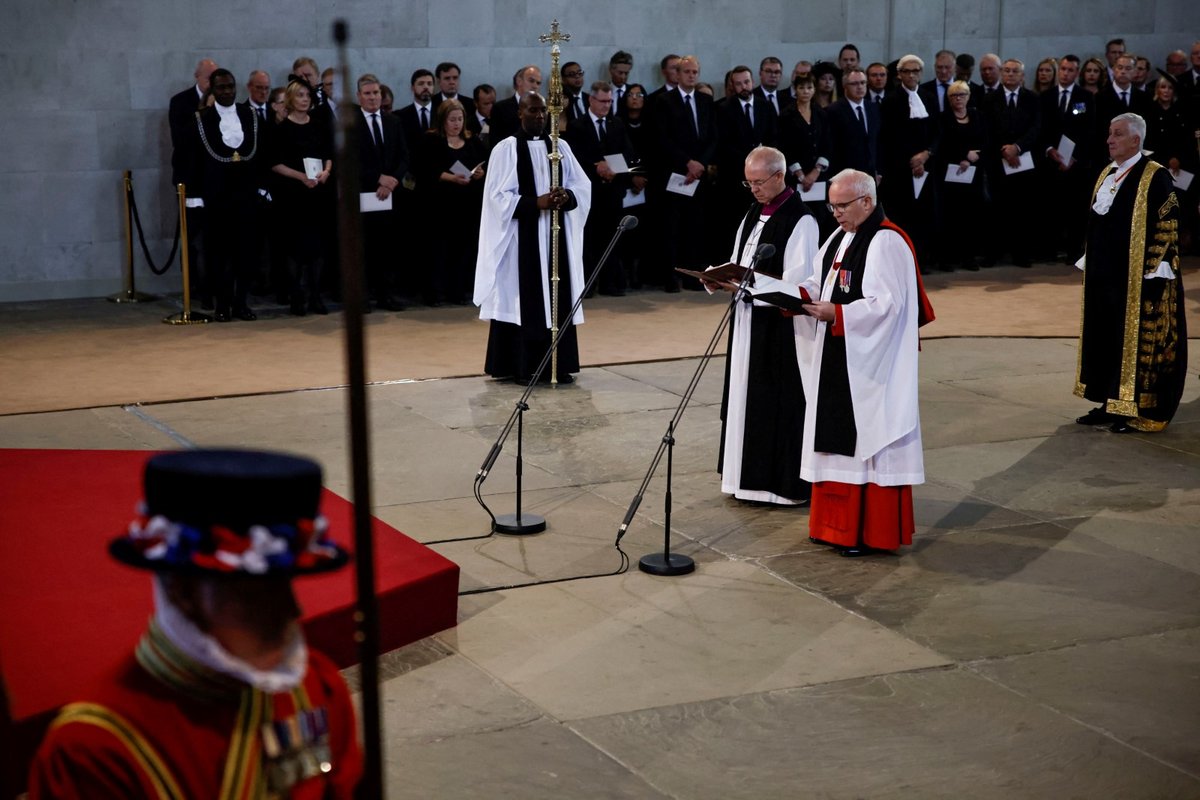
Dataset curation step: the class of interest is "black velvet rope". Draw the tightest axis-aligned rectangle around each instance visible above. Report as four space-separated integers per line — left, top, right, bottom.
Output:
127 179 181 276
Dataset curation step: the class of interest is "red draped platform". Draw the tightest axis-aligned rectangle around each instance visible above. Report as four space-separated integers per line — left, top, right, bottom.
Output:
0 448 459 794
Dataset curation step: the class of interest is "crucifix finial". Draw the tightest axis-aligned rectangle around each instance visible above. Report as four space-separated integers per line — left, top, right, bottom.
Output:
538 19 571 47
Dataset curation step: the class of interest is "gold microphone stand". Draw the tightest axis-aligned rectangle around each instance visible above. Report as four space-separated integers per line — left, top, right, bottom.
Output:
538 19 571 385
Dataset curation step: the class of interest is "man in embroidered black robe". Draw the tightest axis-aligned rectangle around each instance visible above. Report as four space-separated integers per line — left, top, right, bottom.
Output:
713 146 819 505
1075 113 1188 433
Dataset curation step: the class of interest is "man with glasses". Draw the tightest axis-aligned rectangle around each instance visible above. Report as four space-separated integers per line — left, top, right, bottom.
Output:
792 169 933 556
709 146 819 507
561 62 589 122
826 68 880 179
754 57 785 117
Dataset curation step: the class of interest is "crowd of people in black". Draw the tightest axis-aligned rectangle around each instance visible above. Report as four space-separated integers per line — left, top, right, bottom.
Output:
167 39 1200 320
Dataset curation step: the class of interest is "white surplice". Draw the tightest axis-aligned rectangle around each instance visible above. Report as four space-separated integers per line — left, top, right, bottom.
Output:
473 136 592 327
793 227 925 486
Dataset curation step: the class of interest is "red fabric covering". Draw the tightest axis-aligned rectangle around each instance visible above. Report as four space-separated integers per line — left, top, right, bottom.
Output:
809 481 914 550
27 651 361 800
0 448 459 793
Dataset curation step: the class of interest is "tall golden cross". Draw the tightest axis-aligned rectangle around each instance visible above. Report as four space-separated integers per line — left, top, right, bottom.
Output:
537 19 571 47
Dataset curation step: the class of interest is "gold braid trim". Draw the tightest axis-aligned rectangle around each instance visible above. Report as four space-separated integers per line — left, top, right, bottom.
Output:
52 703 185 800
1075 165 1116 398
1105 161 1160 418
219 688 269 800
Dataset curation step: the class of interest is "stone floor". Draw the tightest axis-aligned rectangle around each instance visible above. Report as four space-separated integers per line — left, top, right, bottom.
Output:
3 332 1198 798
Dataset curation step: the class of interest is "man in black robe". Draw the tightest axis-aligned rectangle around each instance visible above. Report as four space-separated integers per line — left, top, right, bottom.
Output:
1075 113 1188 433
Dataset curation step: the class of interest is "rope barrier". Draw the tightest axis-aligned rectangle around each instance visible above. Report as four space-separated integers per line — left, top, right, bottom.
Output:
126 175 181 276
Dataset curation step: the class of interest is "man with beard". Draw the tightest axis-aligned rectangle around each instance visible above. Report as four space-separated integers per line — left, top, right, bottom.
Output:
28 449 362 798
474 93 592 384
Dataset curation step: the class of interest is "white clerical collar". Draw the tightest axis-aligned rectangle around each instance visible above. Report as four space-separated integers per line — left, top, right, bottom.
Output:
1112 151 1142 173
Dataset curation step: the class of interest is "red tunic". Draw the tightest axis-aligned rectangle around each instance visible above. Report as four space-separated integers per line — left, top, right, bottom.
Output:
28 644 361 799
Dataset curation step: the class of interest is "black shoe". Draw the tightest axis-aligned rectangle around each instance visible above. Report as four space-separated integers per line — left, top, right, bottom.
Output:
309 298 328 315
214 311 231 322
1109 419 1134 433
837 546 870 558
1076 407 1117 425
234 307 257 321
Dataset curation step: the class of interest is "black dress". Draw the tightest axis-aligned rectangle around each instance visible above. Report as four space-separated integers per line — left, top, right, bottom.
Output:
270 117 333 307
777 104 836 236
936 109 988 269
417 133 488 304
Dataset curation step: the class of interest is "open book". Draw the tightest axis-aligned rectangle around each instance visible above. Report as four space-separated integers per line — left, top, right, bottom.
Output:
674 265 812 311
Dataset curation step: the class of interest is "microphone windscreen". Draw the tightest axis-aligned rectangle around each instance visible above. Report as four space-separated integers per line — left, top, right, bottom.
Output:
620 215 639 231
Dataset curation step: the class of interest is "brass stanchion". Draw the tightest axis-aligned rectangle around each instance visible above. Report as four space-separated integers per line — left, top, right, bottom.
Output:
108 170 157 303
163 183 210 324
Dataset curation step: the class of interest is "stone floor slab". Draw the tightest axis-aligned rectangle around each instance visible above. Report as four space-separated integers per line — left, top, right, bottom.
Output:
0 406 180 450
765 520 1200 660
570 667 1200 800
442 560 949 720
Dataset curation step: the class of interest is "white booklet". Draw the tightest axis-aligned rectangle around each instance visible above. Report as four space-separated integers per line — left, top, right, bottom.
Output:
1172 169 1195 192
1056 135 1075 166
449 160 483 178
944 164 976 184
303 157 323 180
1002 151 1035 175
913 172 928 198
359 192 393 212
799 182 826 201
666 173 700 196
604 153 630 173
622 189 647 208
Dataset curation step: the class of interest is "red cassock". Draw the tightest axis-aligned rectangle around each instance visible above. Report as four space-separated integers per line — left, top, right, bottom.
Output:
28 637 362 800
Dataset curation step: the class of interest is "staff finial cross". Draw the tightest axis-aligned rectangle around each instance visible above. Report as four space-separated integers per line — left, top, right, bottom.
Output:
538 19 571 46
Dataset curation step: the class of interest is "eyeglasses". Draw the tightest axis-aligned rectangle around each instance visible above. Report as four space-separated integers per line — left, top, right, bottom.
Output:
563 71 584 78
826 195 867 213
627 92 645 98
742 170 782 189
898 68 921 74
844 80 867 86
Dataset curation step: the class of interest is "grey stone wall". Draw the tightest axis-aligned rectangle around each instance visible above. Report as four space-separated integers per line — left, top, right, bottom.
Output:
0 0 1194 301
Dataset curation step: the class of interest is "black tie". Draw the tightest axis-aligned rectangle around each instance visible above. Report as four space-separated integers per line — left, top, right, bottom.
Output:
1121 90 1128 107
855 104 866 132
939 82 949 111
874 93 882 104
684 93 697 134
1060 89 1069 115
1008 92 1016 110
743 102 752 123
370 113 384 155
257 105 266 122
597 117 606 143
420 106 428 129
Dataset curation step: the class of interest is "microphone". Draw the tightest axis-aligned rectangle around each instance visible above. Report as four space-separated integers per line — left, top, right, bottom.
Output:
619 215 639 231
755 243 776 259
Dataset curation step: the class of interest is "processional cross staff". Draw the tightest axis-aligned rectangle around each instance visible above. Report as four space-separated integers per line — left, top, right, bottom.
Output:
538 19 571 385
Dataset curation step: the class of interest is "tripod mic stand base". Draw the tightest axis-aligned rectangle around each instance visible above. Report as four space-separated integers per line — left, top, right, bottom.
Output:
638 552 695 576
494 513 547 535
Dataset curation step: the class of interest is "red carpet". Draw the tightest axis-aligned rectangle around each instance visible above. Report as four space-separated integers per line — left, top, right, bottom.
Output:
0 448 459 791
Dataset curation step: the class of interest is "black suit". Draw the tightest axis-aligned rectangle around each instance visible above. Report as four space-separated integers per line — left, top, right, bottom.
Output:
186 104 265 315
395 103 434 158
1095 84 1154 152
430 92 476 120
169 84 208 300
357 108 411 304
716 95 779 244
752 86 786 119
1038 85 1097 260
918 79 953 116
653 88 718 285
971 82 1002 111
566 113 640 294
826 98 880 177
489 96 520 146
984 87 1042 265
562 91 590 122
